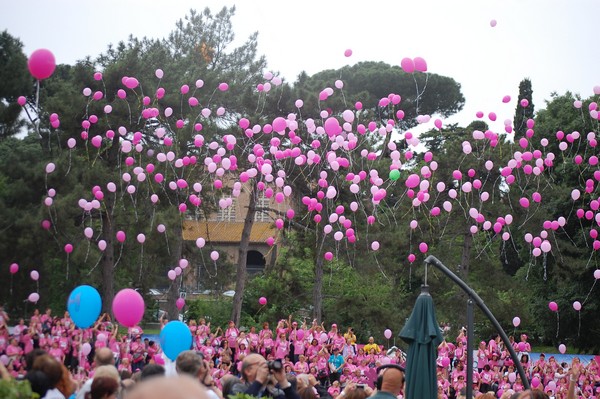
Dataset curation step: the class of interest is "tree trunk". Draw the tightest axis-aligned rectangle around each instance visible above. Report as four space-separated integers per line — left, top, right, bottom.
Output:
231 181 257 325
312 256 324 323
460 225 473 279
166 222 183 321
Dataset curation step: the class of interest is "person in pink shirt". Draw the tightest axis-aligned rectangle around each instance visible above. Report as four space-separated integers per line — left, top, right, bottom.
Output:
518 334 531 353
118 357 132 374
13 318 26 340
476 341 489 372
62 311 73 330
275 319 289 340
224 321 239 354
328 380 341 397
340 367 352 384
188 319 197 337
0 323 8 353
295 354 309 374
130 336 146 372
30 309 41 326
344 357 357 373
197 318 210 338
48 340 65 363
305 339 321 360
235 343 249 361
247 326 259 352
20 327 35 354
479 364 494 393
260 330 274 357
40 308 52 323
512 376 524 392
259 321 272 340
6 337 23 366
275 332 290 359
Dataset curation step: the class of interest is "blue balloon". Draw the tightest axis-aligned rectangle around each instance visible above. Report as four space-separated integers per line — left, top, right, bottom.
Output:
67 285 102 328
160 321 192 360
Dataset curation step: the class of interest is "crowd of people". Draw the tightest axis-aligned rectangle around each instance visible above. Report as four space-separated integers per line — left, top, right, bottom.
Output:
0 305 598 399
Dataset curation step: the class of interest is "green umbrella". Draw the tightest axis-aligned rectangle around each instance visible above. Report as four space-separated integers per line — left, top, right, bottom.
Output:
399 286 443 399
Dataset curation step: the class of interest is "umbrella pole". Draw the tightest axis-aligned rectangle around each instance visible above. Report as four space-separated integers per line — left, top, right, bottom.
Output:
466 299 474 399
424 255 530 391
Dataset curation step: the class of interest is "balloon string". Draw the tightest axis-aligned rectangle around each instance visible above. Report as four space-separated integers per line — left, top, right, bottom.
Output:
66 252 70 280
113 243 124 269
138 245 144 282
582 279 597 305
577 311 581 337
164 231 171 255
87 254 102 276
556 312 559 339
84 240 91 264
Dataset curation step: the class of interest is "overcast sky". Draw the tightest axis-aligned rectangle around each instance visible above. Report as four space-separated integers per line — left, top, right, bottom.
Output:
2 0 598 129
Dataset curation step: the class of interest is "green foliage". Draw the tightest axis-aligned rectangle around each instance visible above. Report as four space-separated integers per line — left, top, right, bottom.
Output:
0 378 38 399
0 31 33 139
513 78 534 137
186 297 233 330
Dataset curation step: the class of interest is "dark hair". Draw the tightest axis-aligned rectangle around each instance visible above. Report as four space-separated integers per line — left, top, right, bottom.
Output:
32 355 63 387
24 348 47 371
88 376 119 399
24 370 51 398
221 375 242 398
140 364 165 381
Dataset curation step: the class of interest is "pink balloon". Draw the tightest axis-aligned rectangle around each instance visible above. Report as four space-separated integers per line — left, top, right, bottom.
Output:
124 77 139 89
98 240 107 251
112 288 145 327
413 57 428 72
320 332 328 344
28 49 56 80
441 357 450 367
176 297 186 310
531 377 540 388
324 252 333 261
558 344 566 354
572 301 581 311
405 174 420 189
167 270 176 280
594 269 600 279
296 329 305 340
64 243 73 254
9 263 19 274
384 329 392 339
17 96 26 106
344 49 353 57
517 342 526 352
401 57 415 73
512 316 520 327
548 301 558 312
259 297 267 305
82 343 92 356
490 19 497 27
28 292 40 303
210 251 219 261
419 242 428 253
116 231 126 243
30 270 39 281
508 373 516 383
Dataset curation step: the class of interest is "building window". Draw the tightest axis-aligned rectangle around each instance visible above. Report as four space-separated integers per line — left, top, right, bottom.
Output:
217 197 237 221
255 193 271 222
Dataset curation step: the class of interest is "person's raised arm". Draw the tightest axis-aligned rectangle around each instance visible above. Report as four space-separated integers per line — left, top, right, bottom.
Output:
567 364 580 399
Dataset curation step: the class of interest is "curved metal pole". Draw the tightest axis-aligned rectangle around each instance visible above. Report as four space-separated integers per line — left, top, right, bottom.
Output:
424 255 531 390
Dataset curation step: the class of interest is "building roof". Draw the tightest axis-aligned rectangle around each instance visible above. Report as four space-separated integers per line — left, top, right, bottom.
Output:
182 220 277 244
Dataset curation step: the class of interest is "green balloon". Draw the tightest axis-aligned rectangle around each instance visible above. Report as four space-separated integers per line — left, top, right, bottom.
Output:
389 169 401 181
